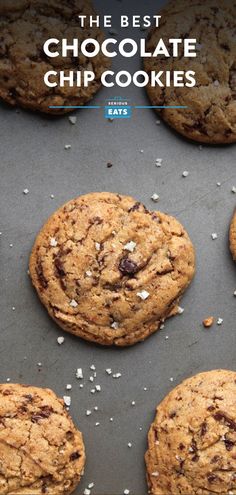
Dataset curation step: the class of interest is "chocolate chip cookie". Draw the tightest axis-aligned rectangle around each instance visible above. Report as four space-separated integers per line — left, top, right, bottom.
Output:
230 210 236 260
144 0 236 144
145 369 236 495
29 192 195 346
0 383 85 494
0 0 110 114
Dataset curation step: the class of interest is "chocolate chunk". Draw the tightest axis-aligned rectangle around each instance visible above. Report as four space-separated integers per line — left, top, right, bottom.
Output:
200 421 207 436
224 438 234 451
54 257 65 277
70 451 81 461
36 261 48 289
213 412 236 431
128 202 141 212
207 473 218 483
119 257 139 276
31 406 53 422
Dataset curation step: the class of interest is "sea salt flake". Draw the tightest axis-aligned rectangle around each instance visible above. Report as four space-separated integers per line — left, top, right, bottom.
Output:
151 193 159 202
95 242 101 251
86 410 92 416
86 270 92 277
124 240 136 252
57 336 64 345
111 321 119 329
76 368 83 379
182 170 189 177
63 396 71 407
211 233 218 240
178 306 184 314
217 317 223 325
106 368 112 375
70 299 78 307
137 290 150 300
68 116 77 125
50 237 58 247
23 188 29 195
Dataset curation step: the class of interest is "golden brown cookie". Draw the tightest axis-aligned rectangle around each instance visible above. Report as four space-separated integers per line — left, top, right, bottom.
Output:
29 192 195 346
230 210 236 260
0 0 110 114
0 383 85 495
144 0 236 144
145 369 236 495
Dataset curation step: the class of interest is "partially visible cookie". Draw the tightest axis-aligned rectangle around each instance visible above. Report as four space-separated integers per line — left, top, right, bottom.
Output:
0 0 110 113
144 0 236 144
230 210 236 260
145 369 236 495
0 383 85 494
29 192 195 347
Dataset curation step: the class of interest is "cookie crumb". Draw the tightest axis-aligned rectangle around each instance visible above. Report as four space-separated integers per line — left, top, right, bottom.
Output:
203 317 214 328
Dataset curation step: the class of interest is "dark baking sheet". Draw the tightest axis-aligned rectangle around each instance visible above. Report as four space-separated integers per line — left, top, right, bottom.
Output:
0 0 236 493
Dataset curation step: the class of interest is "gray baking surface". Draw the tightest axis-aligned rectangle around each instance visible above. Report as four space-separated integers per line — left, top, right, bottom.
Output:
0 0 236 494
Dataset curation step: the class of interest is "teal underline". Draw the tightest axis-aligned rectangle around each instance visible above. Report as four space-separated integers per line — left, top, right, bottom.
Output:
49 105 188 109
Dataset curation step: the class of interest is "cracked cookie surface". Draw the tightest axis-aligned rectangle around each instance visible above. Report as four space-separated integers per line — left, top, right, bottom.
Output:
230 210 236 260
29 192 195 346
0 383 85 495
144 0 236 144
145 369 236 495
0 0 110 114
